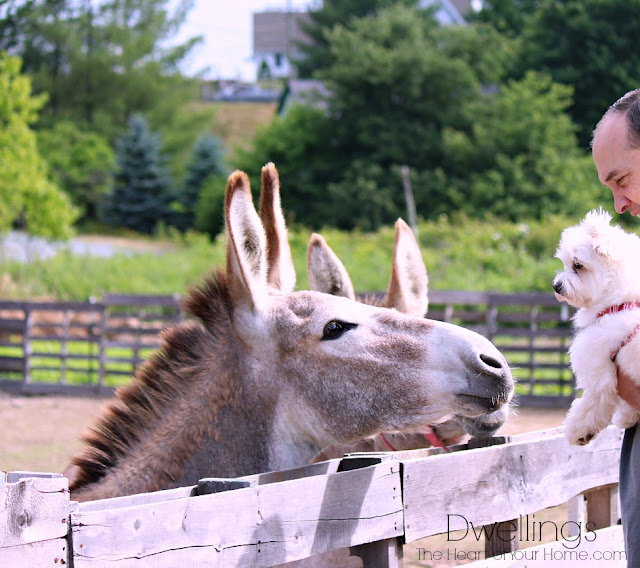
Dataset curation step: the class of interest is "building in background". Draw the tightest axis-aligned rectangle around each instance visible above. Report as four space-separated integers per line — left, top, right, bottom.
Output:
252 1 478 81
252 10 311 80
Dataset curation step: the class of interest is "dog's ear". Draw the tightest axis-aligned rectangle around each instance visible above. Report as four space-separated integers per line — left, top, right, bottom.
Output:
591 231 622 264
593 239 615 261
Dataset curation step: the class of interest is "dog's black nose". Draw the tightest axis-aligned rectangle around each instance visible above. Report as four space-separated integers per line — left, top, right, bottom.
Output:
553 281 563 294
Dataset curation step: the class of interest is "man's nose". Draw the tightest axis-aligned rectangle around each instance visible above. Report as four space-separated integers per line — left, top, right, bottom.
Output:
613 193 631 214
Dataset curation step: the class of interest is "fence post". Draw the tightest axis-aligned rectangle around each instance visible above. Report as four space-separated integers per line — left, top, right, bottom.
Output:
60 309 70 384
95 299 107 387
585 484 619 531
22 308 33 384
351 537 404 568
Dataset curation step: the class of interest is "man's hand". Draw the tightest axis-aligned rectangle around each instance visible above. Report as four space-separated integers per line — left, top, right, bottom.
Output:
617 366 640 413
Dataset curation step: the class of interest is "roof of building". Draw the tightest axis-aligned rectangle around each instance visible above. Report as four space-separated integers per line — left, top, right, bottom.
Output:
253 11 312 54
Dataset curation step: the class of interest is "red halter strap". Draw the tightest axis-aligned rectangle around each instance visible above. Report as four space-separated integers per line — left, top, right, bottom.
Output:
597 301 640 318
596 301 640 362
611 324 640 363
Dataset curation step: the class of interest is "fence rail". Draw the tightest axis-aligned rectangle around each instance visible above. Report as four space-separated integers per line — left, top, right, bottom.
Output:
0 426 624 567
0 291 575 403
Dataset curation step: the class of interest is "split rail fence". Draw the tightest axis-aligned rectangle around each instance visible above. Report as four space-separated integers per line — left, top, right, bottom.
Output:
0 426 624 567
0 291 575 404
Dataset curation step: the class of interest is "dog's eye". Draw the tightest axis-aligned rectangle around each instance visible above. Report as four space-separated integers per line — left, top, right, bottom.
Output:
573 261 584 271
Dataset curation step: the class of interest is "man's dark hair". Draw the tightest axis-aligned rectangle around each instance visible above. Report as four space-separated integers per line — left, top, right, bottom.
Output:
595 89 640 149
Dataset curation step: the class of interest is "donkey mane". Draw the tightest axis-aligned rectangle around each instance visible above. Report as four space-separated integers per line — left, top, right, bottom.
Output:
69 270 236 491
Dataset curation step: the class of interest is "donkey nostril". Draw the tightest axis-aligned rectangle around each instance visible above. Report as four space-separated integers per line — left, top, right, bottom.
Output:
479 354 502 369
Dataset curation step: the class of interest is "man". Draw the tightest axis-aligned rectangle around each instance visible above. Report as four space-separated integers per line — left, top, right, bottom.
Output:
592 88 640 567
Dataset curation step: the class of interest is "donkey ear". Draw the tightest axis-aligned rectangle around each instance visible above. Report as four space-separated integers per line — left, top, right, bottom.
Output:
385 219 428 317
258 162 296 292
225 170 269 313
307 233 356 300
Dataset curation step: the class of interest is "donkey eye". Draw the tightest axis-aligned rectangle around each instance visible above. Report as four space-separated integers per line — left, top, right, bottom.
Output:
322 320 357 340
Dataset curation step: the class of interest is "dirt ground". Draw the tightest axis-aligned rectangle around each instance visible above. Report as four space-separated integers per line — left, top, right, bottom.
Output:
0 393 568 567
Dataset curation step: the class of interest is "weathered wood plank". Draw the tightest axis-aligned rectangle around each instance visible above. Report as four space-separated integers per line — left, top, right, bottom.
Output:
402 426 622 543
0 356 25 372
1 539 70 568
71 462 403 567
102 293 181 307
429 291 490 304
2 472 71 567
0 476 70 566
77 458 346 514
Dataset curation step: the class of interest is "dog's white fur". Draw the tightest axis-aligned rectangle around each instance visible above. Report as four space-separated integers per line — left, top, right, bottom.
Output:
554 208 640 445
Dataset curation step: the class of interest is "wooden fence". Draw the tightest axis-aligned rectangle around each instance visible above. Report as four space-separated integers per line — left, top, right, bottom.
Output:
0 426 624 567
0 291 575 404
0 294 181 396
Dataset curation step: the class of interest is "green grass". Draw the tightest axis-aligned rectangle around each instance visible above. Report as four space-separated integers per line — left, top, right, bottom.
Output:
0 214 596 301
1 339 157 387
0 215 600 395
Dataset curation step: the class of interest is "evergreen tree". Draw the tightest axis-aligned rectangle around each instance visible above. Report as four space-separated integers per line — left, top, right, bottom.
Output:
175 133 225 231
102 114 172 234
295 0 418 78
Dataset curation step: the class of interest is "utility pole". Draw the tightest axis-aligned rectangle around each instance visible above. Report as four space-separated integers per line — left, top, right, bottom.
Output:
401 165 419 237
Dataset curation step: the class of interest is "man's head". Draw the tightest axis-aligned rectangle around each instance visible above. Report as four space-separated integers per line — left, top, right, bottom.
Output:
592 89 640 217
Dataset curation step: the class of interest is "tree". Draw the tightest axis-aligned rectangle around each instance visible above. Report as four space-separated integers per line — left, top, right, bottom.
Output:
1 0 203 142
0 53 76 239
516 0 640 146
295 0 419 78
102 114 173 234
233 103 339 228
193 174 227 238
308 5 516 228
37 121 114 222
175 133 225 231
470 0 541 36
236 4 594 227
430 72 602 220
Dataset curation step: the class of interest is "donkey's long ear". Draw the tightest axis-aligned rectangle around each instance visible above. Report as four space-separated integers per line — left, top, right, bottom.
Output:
307 233 356 300
225 170 268 313
385 219 428 317
258 162 296 292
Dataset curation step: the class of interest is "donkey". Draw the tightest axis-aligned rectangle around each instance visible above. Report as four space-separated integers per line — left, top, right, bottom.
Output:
67 163 513 502
306 220 509 459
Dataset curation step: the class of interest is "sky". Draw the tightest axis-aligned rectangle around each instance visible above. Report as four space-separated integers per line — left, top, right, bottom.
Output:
172 0 313 82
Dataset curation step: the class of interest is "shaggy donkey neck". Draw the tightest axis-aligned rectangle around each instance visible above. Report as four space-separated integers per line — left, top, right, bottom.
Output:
69 270 279 500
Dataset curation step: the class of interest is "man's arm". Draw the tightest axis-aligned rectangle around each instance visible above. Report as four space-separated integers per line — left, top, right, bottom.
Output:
617 367 640 413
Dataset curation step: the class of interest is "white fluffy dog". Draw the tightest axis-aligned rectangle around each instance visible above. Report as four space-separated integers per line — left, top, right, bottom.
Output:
553 209 640 445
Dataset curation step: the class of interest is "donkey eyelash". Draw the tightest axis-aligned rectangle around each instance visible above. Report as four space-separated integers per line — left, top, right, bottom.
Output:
322 320 358 340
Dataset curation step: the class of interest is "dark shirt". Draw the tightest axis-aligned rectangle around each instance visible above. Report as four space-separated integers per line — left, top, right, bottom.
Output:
620 425 639 567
